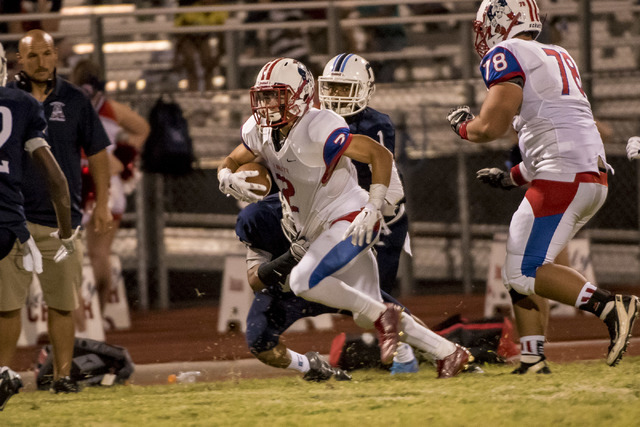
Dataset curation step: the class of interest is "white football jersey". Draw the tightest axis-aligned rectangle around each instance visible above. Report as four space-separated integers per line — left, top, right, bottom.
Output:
241 108 368 240
481 38 606 181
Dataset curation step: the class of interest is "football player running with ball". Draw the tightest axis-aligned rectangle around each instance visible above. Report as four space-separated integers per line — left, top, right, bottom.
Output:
219 57 470 378
447 0 639 373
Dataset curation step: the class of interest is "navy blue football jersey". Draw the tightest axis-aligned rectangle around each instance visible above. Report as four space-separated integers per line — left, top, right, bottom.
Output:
0 86 48 243
9 77 110 228
346 107 396 190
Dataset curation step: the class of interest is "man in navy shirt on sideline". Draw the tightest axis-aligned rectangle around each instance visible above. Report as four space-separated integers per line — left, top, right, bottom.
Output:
1 30 112 394
0 40 75 411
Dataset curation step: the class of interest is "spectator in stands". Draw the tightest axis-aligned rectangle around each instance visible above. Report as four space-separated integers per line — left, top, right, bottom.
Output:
243 0 318 76
70 59 150 323
173 0 228 91
0 40 74 411
447 0 639 373
5 30 112 393
3 0 63 34
347 5 407 83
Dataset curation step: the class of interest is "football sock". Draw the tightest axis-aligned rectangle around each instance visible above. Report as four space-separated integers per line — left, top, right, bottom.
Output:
575 282 613 317
399 312 456 359
286 349 310 373
393 343 415 364
298 280 385 327
519 335 545 363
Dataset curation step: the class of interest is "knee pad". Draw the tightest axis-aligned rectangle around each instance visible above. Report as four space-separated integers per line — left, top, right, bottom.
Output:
353 312 374 330
502 265 536 296
509 288 529 304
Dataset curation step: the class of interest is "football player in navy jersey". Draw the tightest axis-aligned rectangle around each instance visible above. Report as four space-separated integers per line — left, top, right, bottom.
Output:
1 30 112 394
0 41 74 411
318 53 418 374
447 0 638 372
318 53 409 298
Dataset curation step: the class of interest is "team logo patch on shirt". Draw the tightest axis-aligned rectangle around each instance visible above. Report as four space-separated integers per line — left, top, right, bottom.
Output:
49 102 66 122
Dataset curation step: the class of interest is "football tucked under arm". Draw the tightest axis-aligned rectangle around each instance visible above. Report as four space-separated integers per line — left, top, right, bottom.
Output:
235 162 272 196
218 162 271 203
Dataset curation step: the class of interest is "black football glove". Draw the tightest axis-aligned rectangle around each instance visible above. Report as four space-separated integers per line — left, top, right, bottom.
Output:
446 106 474 137
476 168 517 190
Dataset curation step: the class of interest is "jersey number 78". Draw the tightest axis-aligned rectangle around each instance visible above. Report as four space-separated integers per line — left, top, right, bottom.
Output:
543 48 586 98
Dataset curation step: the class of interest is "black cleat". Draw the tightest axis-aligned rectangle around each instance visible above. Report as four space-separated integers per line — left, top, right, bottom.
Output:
303 352 351 382
603 294 639 366
50 376 80 394
511 355 551 374
0 368 23 411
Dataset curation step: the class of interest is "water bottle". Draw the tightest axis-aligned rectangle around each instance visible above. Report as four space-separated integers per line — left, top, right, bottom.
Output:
168 371 201 384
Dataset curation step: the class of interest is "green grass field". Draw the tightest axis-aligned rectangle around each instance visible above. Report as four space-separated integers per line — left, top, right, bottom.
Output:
3 358 640 426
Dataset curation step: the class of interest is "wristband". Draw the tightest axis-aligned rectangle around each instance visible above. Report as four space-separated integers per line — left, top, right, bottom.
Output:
368 184 388 211
459 120 469 140
218 167 232 182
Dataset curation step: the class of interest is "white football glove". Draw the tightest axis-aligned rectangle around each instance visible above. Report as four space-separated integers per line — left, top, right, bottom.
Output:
218 167 266 203
50 226 81 263
21 236 43 274
627 136 640 161
343 203 385 246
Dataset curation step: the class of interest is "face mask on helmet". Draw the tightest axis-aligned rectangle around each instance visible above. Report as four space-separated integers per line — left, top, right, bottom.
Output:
0 43 7 87
318 53 375 117
473 0 542 58
250 58 315 128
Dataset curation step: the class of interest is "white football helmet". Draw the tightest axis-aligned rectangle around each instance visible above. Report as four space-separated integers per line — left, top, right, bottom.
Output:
250 57 315 128
474 0 542 58
0 42 7 87
318 53 375 117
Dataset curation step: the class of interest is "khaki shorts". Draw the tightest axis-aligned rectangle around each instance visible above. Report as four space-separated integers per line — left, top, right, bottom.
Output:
0 223 83 312
0 238 33 311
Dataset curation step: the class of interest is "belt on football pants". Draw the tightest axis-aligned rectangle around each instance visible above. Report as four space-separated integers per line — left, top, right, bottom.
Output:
384 203 406 226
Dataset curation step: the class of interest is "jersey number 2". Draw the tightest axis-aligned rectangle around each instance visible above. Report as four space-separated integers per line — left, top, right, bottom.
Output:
0 107 12 173
543 48 586 97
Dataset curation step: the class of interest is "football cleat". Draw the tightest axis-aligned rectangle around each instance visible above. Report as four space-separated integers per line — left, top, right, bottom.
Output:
50 376 80 394
303 352 351 382
0 367 23 411
390 358 419 375
437 344 471 379
511 355 551 374
374 303 404 365
603 294 639 366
